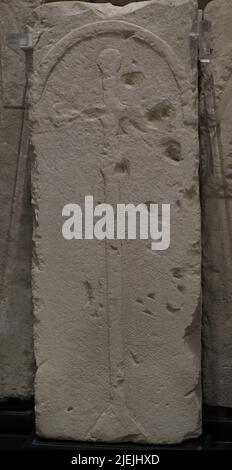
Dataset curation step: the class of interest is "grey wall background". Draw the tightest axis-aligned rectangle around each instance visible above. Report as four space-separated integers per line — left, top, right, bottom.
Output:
0 0 42 399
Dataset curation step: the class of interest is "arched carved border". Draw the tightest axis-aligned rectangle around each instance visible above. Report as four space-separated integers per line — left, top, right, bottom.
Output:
34 20 193 123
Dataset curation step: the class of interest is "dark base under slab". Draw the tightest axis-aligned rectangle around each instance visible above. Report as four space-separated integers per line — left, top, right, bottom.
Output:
0 401 232 450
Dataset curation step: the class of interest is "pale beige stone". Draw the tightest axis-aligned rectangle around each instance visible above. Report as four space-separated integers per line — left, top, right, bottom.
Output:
203 0 232 407
31 0 201 443
0 0 42 399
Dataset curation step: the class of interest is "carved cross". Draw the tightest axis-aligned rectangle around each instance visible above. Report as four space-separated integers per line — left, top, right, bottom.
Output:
50 48 149 438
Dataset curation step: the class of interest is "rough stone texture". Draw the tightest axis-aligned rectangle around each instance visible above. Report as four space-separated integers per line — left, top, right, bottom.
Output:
31 0 201 443
0 0 42 399
202 0 232 407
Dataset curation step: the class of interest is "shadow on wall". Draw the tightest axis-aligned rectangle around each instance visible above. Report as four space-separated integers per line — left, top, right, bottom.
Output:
199 13 232 405
198 0 214 10
44 0 148 4
45 0 214 6
45 0 154 4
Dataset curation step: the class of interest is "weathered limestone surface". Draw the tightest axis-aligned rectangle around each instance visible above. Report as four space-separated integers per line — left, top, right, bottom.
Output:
202 0 232 407
31 0 201 443
0 0 41 399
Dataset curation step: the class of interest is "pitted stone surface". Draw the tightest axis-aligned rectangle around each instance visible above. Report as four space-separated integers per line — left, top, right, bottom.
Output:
203 0 232 407
31 0 201 443
0 0 42 400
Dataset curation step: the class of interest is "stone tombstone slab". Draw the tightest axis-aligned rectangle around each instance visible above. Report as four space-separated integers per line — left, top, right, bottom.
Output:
0 0 41 400
203 0 232 407
31 1 201 443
